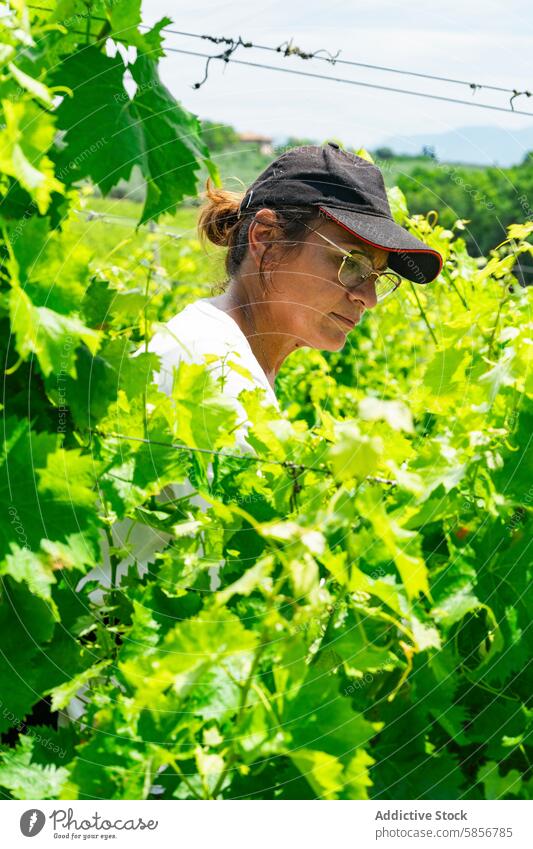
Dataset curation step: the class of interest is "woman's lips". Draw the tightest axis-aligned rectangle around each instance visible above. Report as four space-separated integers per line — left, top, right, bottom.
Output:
331 311 359 330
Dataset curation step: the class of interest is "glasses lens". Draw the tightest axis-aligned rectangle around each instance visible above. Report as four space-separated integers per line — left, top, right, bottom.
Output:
375 273 401 301
338 255 373 289
339 257 401 302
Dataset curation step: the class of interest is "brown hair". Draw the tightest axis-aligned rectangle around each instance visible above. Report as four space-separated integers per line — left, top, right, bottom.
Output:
197 177 324 289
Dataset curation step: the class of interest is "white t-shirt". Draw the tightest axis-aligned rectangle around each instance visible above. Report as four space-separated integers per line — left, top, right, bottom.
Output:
92 298 279 593
148 298 279 411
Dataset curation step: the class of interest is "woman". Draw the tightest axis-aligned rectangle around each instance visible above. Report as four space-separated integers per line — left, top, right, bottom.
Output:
147 141 442 414
96 142 443 589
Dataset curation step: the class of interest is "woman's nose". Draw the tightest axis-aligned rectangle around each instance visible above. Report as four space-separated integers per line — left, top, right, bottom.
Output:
347 278 378 309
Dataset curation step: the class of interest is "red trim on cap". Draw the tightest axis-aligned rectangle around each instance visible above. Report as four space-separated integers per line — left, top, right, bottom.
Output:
319 207 443 278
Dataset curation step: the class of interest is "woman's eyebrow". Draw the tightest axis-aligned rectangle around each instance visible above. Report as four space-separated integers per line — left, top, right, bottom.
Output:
343 246 389 271
322 239 388 271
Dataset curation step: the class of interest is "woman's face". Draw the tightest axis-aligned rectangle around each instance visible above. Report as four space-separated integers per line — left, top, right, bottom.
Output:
251 211 390 352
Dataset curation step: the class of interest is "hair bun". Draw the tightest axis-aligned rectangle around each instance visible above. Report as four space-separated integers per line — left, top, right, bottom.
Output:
197 178 245 247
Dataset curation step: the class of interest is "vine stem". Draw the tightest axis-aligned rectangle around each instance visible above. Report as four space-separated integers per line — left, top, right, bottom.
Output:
360 605 414 644
487 282 508 358
447 276 470 310
209 646 268 799
519 744 532 771
141 756 154 799
84 0 92 44
409 281 438 345
166 755 203 799
387 640 414 702
104 525 120 632
461 671 521 704
209 573 286 799
4 354 23 375
142 263 153 441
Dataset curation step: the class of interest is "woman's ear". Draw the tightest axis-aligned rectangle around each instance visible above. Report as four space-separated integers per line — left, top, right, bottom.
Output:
247 208 281 269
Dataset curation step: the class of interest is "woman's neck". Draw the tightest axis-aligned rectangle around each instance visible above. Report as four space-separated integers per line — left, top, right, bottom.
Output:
206 282 294 390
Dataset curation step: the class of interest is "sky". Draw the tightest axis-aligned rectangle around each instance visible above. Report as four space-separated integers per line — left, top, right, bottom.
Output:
141 0 533 159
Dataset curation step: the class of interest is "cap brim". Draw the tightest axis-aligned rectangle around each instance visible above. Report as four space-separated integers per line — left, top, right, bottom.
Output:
319 206 443 284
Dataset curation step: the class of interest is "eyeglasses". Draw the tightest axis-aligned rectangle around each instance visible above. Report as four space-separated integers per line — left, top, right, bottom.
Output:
303 223 402 302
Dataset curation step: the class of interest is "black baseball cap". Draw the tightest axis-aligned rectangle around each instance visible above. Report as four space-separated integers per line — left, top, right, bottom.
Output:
237 142 443 285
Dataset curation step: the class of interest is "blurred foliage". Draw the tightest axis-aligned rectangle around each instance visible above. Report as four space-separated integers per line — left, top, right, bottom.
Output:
397 155 533 258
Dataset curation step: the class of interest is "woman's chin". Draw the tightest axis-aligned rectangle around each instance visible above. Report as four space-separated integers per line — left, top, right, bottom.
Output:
315 329 348 352
294 320 351 352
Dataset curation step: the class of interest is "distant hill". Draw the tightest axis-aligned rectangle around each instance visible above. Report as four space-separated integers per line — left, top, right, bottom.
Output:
378 124 533 167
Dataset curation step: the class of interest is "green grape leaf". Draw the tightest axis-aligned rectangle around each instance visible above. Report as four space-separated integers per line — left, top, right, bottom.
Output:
7 62 54 107
9 286 102 378
284 661 380 760
0 544 57 603
360 488 430 600
290 748 344 799
215 555 273 606
129 53 217 223
46 659 111 711
170 362 238 451
107 2 171 58
0 737 69 800
0 418 102 561
328 420 383 482
7 216 91 314
340 748 375 800
330 610 400 675
119 605 258 709
0 100 62 213
0 587 55 734
51 48 144 195
477 761 523 800
492 409 532 503
37 447 101 511
422 347 468 413
50 47 217 222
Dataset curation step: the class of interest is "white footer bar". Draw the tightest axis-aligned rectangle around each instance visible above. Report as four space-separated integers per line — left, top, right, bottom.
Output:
3 799 530 848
